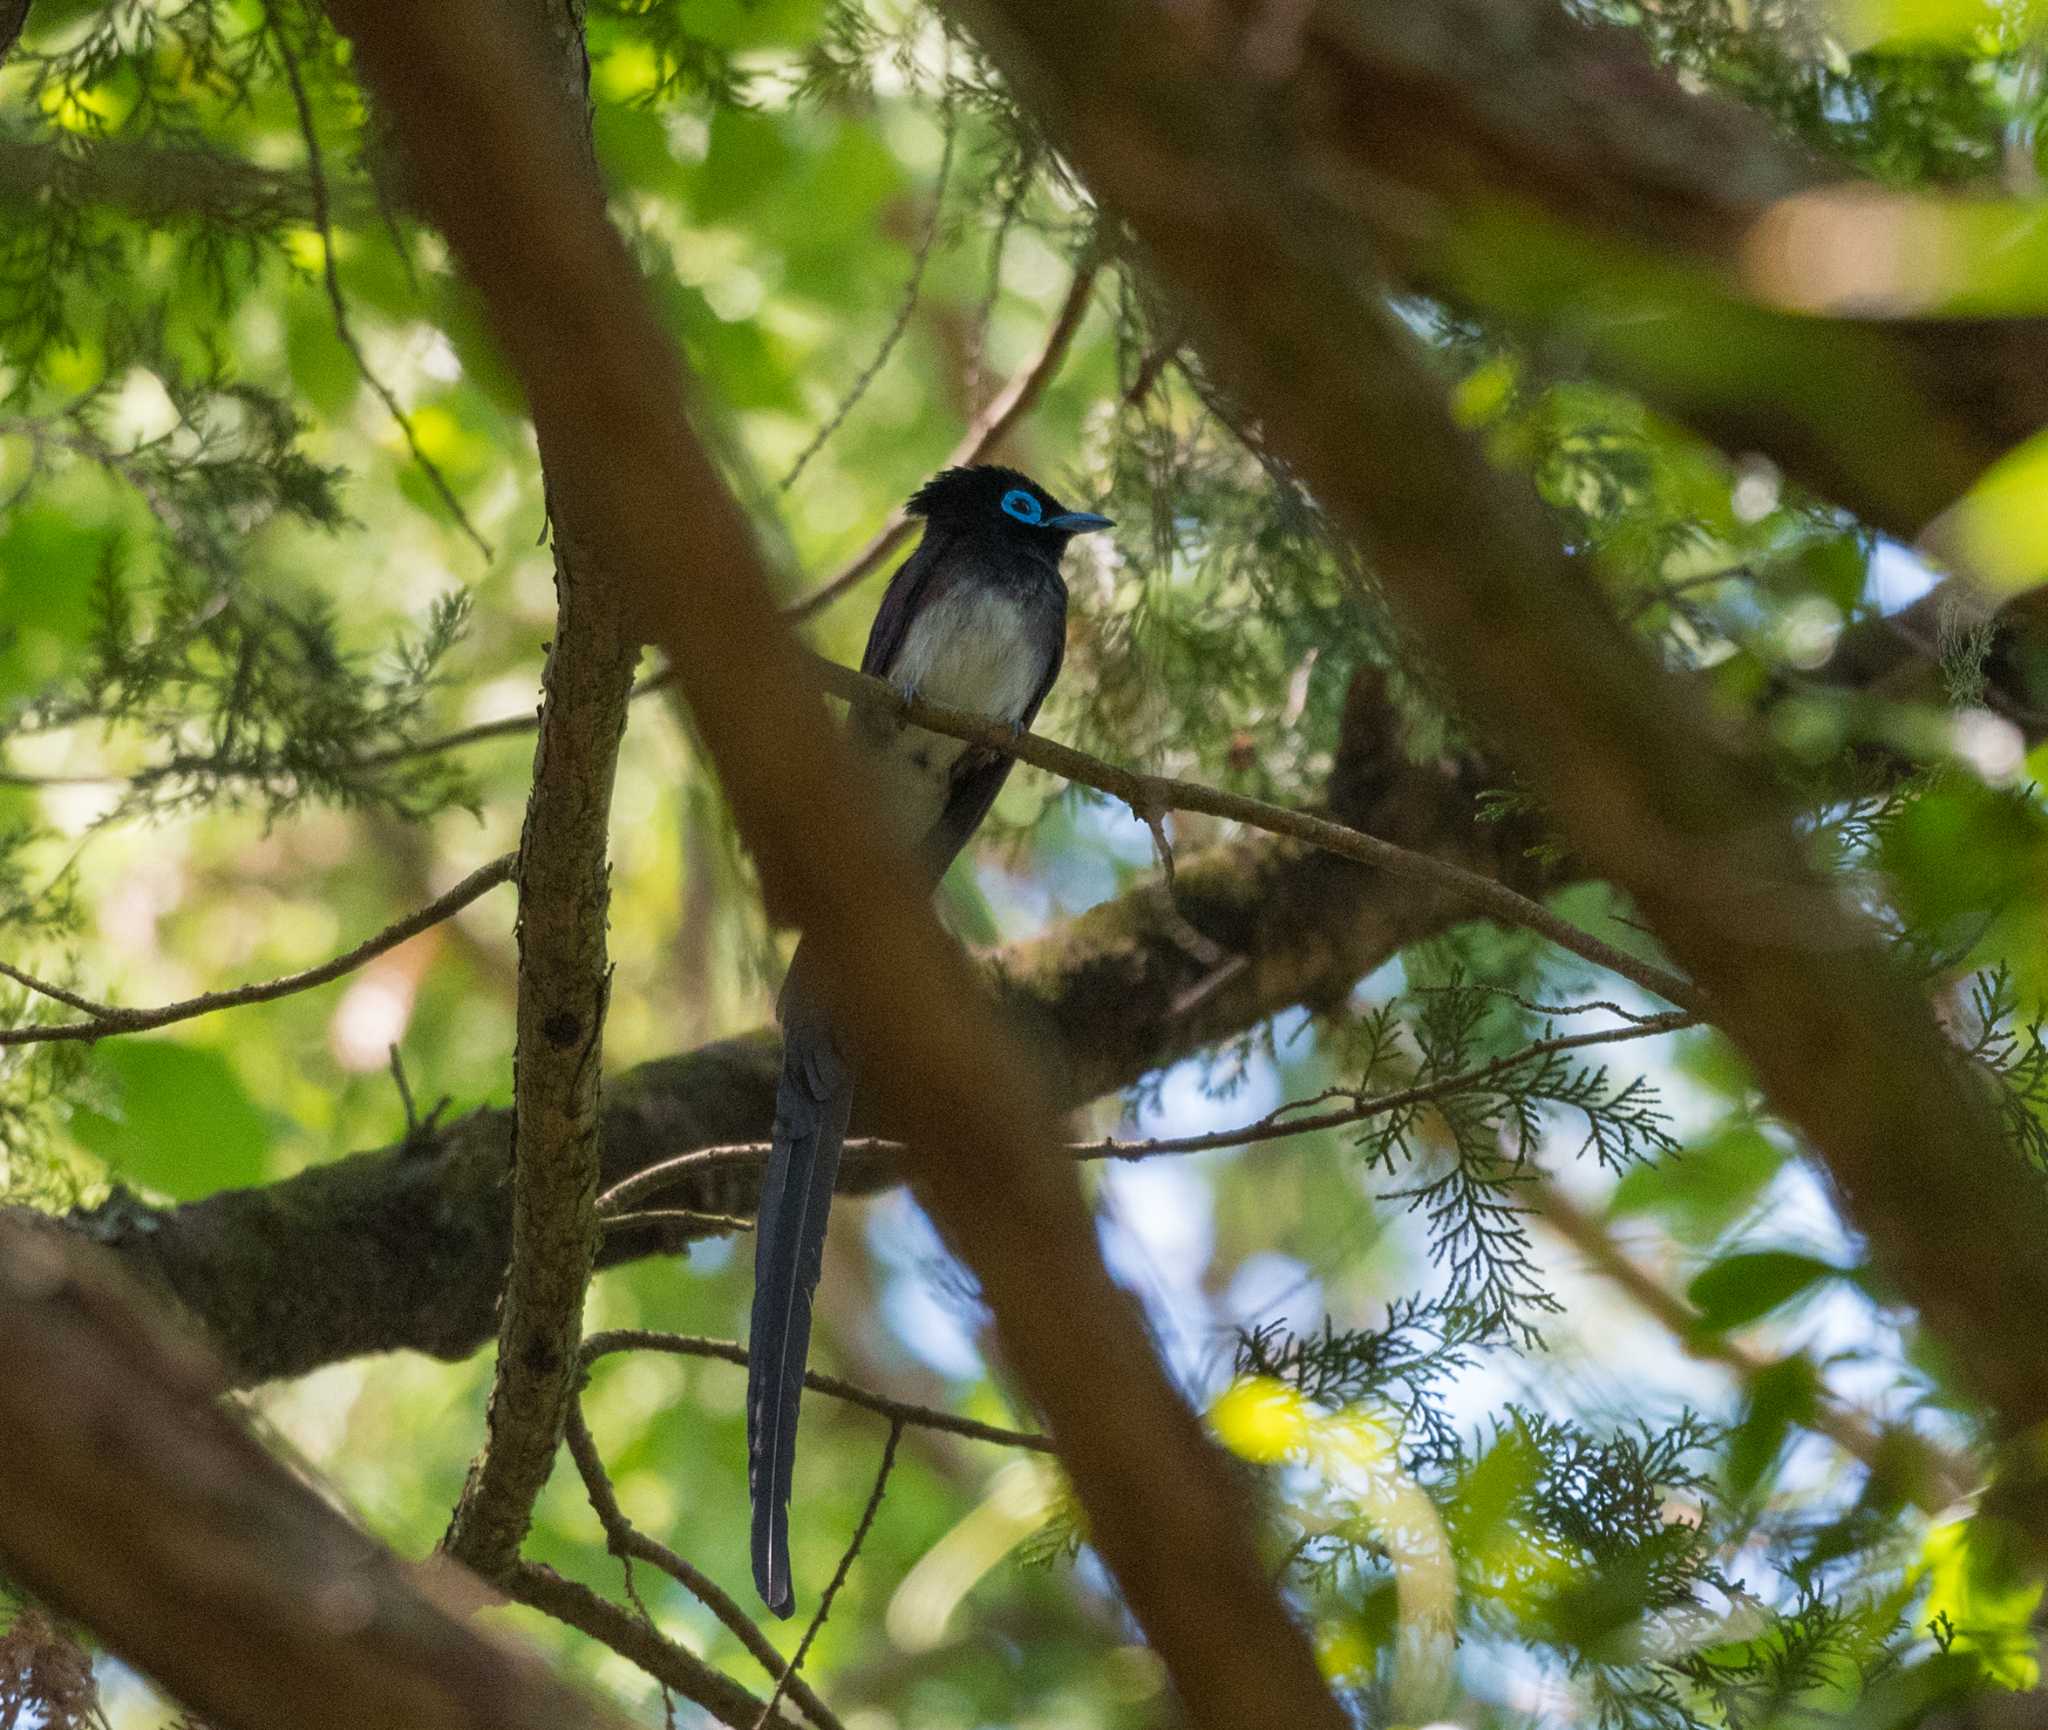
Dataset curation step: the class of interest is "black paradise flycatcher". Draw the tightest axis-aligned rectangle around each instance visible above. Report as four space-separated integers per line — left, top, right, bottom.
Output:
747 465 1113 1617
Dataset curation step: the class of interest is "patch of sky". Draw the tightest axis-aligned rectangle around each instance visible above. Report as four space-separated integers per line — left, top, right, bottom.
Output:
866 1189 988 1382
1868 536 1942 613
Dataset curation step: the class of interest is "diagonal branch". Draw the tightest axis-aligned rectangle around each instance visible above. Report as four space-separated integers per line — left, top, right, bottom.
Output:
809 655 1702 1012
0 1215 645 1730
948 0 2048 1508
561 1399 846 1730
0 852 516 1046
317 2 1351 1720
504 1562 808 1730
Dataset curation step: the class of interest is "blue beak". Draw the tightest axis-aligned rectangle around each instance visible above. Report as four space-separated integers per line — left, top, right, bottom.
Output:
1047 511 1115 533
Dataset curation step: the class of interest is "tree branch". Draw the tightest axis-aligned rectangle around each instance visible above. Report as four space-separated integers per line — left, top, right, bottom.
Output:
436 12 641 1579
309 3 1352 1717
810 654 1702 1013
950 0 2048 1522
0 852 517 1046
503 1562 807 1730
602 1012 1697 1205
581 1330 1055 1453
561 1399 846 1730
0 1214 644 1730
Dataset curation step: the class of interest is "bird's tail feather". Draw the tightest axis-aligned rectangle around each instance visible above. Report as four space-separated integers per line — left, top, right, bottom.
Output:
748 949 853 1618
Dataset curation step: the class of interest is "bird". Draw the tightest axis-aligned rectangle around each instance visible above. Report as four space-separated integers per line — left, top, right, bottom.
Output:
747 463 1113 1618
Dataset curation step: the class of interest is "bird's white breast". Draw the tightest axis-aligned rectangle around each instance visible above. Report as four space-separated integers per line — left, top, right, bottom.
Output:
889 583 1048 720
855 582 1051 852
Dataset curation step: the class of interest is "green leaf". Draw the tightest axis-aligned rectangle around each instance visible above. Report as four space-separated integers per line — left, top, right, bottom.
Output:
1688 1249 1842 1333
1610 1123 1785 1239
0 505 105 705
69 1039 274 1200
1726 1355 1821 1495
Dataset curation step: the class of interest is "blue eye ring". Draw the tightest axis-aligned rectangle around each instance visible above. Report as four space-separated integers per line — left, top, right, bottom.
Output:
1000 488 1044 525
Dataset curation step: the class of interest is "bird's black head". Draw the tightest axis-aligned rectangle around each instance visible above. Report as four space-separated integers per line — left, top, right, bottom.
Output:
905 464 1114 553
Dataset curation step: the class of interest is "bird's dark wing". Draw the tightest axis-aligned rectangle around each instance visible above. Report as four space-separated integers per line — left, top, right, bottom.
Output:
860 528 952 678
747 941 852 1618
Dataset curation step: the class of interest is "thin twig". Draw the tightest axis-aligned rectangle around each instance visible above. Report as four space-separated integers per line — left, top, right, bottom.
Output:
778 95 959 494
1071 1013 1695 1158
751 1422 902 1730
563 1401 844 1730
269 3 492 564
596 1140 899 1217
1121 333 1181 411
784 255 1103 620
600 1014 1694 1204
963 143 1038 403
387 1043 419 1131
0 852 517 1046
505 1562 807 1730
602 1205 754 1235
580 1330 1055 1453
810 657 1707 1014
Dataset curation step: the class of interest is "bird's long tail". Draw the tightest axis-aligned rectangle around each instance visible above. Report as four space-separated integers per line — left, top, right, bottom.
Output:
748 942 854 1618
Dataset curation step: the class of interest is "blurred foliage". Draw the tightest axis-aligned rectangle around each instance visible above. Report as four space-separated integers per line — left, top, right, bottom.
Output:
3 0 2048 1726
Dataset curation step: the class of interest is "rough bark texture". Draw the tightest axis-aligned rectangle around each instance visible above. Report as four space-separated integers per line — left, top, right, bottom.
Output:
443 528 637 1577
0 1214 643 1730
440 0 637 1582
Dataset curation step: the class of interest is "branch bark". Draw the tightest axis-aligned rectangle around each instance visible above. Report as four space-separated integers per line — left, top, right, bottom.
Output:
0 1215 643 1730
307 3 1354 1717
440 6 640 1580
947 0 2048 1527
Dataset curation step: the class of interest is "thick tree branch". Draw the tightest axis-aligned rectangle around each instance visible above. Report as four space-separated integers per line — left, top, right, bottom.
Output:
1227 0 2048 538
0 1215 642 1730
950 0 2048 1528
439 16 640 1579
281 4 1354 1717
